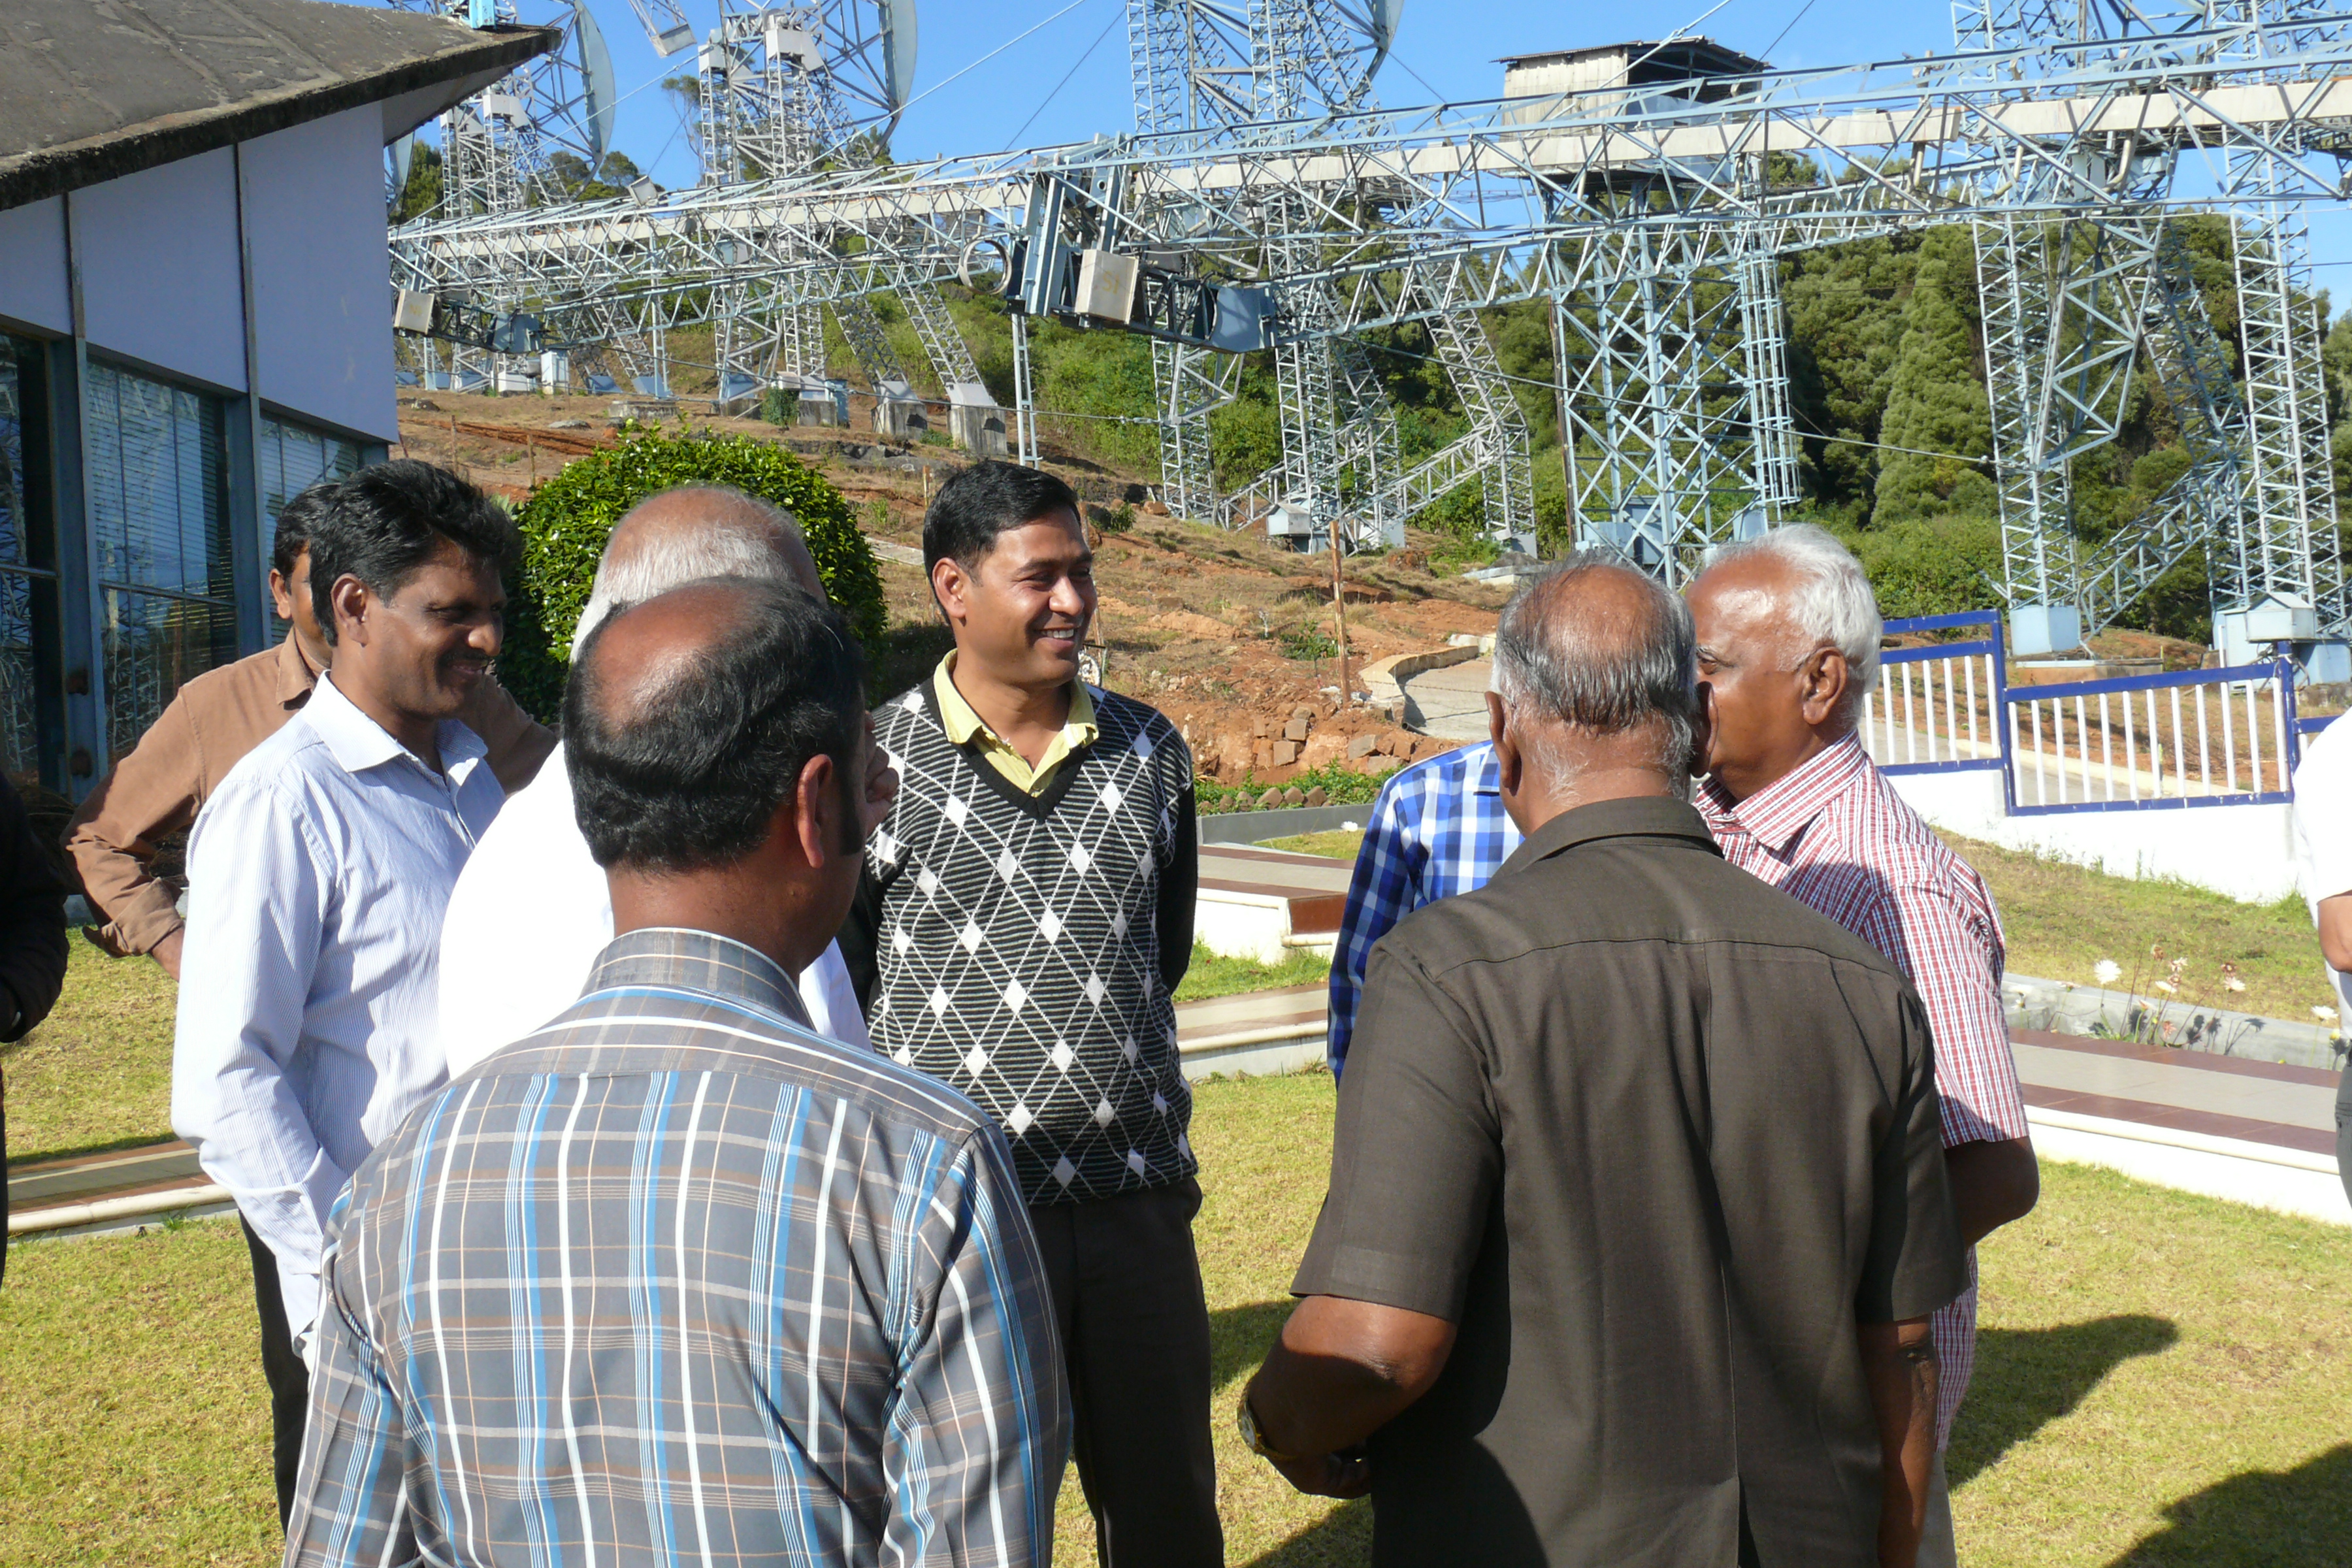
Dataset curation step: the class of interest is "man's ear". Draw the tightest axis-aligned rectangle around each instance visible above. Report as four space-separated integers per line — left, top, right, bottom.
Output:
268 569 295 622
1799 647 1852 728
791 751 840 868
930 556 969 629
327 574 370 647
1486 692 1524 800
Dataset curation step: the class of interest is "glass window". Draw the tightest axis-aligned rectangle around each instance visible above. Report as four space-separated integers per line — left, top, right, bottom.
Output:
0 338 63 791
257 414 365 643
84 359 237 762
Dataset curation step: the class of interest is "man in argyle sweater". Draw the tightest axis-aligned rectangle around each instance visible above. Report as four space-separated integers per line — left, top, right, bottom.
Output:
840 462 1214 1567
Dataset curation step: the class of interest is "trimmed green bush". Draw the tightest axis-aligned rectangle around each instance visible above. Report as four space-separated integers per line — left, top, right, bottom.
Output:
500 427 887 720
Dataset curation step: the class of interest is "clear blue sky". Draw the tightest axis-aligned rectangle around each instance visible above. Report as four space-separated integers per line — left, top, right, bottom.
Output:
563 0 2352 300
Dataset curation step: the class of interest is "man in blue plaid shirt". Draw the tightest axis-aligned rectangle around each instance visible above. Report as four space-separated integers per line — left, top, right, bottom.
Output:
1327 738 1523 1075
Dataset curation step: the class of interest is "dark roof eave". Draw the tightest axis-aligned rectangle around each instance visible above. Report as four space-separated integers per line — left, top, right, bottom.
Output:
0 23 557 215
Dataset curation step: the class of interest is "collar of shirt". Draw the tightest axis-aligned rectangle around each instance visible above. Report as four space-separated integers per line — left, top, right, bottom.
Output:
274 629 320 710
1499 793 1723 876
1469 740 1502 796
306 671 490 787
580 926 814 1031
932 649 1098 795
1699 732 1872 856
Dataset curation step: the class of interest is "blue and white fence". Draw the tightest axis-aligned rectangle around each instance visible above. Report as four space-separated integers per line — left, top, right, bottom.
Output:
1861 615 2319 815
1862 612 2007 776
2002 663 2296 813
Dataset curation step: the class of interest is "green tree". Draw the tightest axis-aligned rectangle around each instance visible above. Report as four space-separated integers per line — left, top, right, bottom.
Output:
389 141 443 224
500 429 886 720
1871 226 1996 527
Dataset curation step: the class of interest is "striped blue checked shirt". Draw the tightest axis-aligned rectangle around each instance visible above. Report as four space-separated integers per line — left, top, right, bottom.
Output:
1326 742 1523 1075
287 927 1070 1568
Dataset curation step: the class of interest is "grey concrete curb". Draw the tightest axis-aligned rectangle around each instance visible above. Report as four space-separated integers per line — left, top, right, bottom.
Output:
1197 803 1371 843
2004 972 2345 1073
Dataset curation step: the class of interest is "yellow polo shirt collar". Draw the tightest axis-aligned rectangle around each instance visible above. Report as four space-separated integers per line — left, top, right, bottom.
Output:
934 651 1098 796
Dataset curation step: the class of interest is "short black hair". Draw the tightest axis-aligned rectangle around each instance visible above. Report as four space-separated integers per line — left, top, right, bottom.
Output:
922 461 1082 578
307 460 519 645
272 480 340 581
565 578 866 873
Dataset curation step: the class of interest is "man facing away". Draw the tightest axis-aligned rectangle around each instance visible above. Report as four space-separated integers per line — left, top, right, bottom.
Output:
67 477 551 980
286 576 1069 1568
170 461 516 1526
838 461 1215 1566
1686 523 2040 1567
2287 711 2352 1208
436 485 885 1071
1242 559 1967 1568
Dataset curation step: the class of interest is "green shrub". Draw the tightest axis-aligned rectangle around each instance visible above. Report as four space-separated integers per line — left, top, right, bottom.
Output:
1196 762 1390 813
500 427 886 720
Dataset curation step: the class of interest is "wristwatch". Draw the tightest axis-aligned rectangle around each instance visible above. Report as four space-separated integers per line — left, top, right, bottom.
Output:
1236 1389 1299 1463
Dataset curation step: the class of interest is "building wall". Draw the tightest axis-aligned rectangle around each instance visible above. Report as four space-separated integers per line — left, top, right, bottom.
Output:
0 106 393 442
242 106 398 444
0 108 397 796
71 148 248 393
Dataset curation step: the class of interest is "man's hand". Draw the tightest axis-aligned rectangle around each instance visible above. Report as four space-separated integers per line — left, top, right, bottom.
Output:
152 927 184 983
1265 1446 1372 1499
1243 1295 1455 1497
1860 1316 1938 1568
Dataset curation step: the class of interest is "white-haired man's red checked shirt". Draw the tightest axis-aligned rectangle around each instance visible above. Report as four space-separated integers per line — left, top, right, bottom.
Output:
1697 731 2030 1449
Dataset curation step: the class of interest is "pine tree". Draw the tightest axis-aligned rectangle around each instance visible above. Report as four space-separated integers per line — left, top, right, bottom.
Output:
1872 225 1997 527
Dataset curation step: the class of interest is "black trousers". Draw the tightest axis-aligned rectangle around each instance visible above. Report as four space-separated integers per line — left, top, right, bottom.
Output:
240 1215 311 1531
1027 1180 1223 1568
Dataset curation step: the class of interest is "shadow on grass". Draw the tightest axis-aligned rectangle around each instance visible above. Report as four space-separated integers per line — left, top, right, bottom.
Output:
2105 1446 2352 1567
1242 1500 1373 1567
1211 1299 1294 1390
1950 1314 2179 1488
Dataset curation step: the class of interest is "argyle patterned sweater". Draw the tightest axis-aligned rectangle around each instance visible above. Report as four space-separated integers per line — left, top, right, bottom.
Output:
841 679 1199 1205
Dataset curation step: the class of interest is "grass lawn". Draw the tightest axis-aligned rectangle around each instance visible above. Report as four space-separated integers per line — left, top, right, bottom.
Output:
5 1071 2348 1566
1258 828 2339 1025
1 939 179 1163
1173 939 1330 1003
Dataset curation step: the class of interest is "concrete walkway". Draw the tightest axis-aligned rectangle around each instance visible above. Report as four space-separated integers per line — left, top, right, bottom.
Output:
1398 657 1492 741
15 990 2341 1243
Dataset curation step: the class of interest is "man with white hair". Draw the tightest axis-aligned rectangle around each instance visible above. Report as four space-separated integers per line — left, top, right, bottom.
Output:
1244 559 1965 1567
1686 523 2038 1568
436 486 894 1071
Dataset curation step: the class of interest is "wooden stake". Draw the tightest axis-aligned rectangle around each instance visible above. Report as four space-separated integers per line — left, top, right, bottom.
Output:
1331 527 1351 706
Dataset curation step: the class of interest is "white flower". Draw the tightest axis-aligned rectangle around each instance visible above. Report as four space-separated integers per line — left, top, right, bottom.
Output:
2314 1005 2339 1023
2154 981 2178 995
2223 975 2247 994
2094 959 2123 987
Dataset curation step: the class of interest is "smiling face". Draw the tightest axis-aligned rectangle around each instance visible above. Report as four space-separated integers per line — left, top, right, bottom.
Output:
931 508 1096 694
331 536 508 725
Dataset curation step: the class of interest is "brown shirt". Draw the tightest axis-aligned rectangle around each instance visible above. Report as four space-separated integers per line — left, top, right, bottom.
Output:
65 633 555 956
1294 795 1966 1568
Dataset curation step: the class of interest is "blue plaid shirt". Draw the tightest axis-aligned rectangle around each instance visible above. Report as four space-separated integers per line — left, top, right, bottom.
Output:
1328 742 1522 1074
287 927 1069 1568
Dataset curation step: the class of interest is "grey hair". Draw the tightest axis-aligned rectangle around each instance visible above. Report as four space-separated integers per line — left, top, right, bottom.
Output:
1703 523 1883 702
1492 555 1700 797
574 488 805 645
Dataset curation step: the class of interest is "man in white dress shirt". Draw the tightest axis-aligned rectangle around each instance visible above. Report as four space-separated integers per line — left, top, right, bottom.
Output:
437 486 891 1075
171 461 515 1527
2290 713 2352 1209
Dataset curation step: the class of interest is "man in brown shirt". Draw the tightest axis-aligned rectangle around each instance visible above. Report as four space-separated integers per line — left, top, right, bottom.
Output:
65 480 553 977
1239 560 1968 1568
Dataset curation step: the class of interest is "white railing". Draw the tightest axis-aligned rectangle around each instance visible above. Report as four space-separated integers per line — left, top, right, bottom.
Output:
2003 662 2295 812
